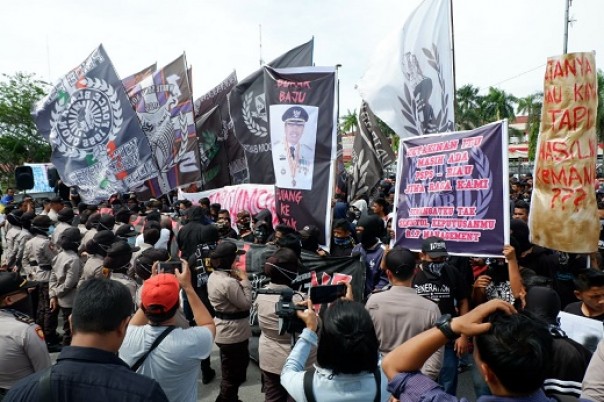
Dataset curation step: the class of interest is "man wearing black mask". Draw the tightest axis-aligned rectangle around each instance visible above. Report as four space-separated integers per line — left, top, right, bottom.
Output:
412 237 470 396
330 219 356 257
352 215 388 299
0 272 51 396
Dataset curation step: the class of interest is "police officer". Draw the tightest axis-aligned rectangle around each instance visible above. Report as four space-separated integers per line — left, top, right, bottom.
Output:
23 215 61 349
272 106 314 190
207 241 252 402
51 207 75 246
0 272 51 398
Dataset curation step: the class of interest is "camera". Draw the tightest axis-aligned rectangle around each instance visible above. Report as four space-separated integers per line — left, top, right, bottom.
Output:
256 287 306 335
158 261 181 274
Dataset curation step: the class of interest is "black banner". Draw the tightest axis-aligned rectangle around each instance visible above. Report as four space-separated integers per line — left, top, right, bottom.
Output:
194 71 248 184
264 66 337 248
196 106 231 189
233 241 366 302
228 39 314 184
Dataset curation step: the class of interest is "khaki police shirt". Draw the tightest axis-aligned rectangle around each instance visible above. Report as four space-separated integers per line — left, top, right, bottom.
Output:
51 221 72 246
78 254 104 287
49 249 81 308
366 285 443 380
24 235 55 283
207 270 252 344
12 229 33 273
4 226 21 266
79 228 98 255
255 283 316 374
0 309 51 389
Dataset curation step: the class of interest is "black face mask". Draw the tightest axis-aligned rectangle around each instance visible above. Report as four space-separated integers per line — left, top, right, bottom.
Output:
422 260 447 277
254 227 268 243
6 294 34 317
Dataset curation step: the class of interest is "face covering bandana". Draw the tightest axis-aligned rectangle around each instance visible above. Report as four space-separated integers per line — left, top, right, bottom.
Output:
423 261 447 276
333 237 351 246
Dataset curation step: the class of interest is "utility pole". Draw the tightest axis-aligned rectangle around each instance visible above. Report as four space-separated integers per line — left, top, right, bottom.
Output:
259 24 264 66
563 0 572 54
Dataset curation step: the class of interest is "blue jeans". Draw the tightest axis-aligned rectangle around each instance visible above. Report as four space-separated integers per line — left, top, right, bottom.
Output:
439 342 459 396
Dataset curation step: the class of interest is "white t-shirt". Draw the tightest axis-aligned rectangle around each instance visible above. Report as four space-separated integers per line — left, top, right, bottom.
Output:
135 228 170 250
119 325 213 402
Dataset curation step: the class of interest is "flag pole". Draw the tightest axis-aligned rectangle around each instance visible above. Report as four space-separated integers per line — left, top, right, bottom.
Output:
449 0 458 129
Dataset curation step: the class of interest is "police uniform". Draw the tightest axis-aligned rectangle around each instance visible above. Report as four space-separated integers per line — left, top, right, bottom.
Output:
25 232 59 344
272 106 315 190
51 221 73 246
49 247 81 346
11 228 33 273
0 273 51 395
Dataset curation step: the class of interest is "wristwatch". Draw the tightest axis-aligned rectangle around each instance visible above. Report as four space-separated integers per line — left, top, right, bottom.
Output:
434 314 460 340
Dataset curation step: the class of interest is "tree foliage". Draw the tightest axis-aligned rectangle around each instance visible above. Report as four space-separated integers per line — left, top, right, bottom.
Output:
0 72 50 168
339 109 359 134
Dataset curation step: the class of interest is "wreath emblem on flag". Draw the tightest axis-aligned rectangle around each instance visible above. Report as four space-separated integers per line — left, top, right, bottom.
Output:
242 91 268 137
50 78 122 160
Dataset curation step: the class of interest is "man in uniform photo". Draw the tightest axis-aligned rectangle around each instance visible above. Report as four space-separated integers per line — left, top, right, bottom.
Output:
272 105 315 190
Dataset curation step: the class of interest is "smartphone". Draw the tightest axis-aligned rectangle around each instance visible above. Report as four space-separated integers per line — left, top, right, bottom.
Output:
310 284 347 304
158 261 181 274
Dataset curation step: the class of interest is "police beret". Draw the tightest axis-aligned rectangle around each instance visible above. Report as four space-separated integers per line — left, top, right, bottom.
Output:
282 106 308 123
57 207 75 223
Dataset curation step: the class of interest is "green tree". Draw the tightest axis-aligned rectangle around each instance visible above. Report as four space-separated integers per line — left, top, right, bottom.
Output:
597 69 604 145
455 84 483 130
517 93 543 161
340 109 358 134
481 87 517 122
0 72 50 171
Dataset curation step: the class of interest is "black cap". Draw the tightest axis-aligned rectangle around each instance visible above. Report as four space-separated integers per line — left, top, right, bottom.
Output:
115 207 133 223
116 224 137 238
211 241 246 259
281 106 309 123
50 196 63 204
421 236 448 258
103 241 135 270
32 215 52 229
0 272 37 297
385 247 417 277
299 225 320 240
98 214 115 231
57 207 75 223
93 230 117 246
7 210 23 226
60 227 82 244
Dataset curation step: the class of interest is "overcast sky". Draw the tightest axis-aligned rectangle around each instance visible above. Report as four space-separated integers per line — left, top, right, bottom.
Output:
1 0 601 116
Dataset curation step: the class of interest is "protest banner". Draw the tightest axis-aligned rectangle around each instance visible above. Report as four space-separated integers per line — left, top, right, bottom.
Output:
358 0 454 138
178 184 277 227
264 66 338 248
229 39 314 184
395 121 509 257
194 71 248 185
32 45 156 204
195 106 231 189
529 52 599 253
129 54 201 198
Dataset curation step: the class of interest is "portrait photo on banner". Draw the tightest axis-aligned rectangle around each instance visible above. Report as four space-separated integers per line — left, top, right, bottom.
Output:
270 104 318 190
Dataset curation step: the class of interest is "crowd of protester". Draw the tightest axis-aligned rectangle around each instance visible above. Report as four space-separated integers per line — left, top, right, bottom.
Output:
0 172 603 402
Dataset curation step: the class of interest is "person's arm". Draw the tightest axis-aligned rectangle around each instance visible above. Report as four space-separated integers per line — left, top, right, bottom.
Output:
177 260 216 337
582 339 604 400
503 245 526 307
454 297 470 357
225 269 253 310
61 257 80 295
382 299 516 380
24 325 52 371
471 275 491 306
281 299 319 400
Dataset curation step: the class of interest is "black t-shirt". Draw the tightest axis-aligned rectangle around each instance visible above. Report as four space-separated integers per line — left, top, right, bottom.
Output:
564 301 604 322
412 264 468 316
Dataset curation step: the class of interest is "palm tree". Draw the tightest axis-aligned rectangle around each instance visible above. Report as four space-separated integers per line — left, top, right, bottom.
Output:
597 70 604 145
340 109 358 134
517 93 543 160
481 87 517 122
455 84 482 129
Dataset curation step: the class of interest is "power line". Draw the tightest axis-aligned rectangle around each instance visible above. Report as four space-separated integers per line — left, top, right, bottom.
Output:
488 63 546 88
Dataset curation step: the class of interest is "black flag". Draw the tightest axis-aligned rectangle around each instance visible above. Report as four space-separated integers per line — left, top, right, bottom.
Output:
229 39 314 184
194 71 248 184
349 102 396 200
196 106 231 189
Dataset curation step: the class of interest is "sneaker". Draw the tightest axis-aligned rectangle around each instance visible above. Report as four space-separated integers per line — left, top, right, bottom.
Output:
202 368 216 384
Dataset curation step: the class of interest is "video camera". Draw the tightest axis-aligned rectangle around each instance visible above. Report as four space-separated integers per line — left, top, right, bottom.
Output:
255 287 306 335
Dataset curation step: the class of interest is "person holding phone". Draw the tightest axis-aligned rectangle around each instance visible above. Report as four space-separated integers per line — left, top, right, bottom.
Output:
119 260 215 402
207 241 252 402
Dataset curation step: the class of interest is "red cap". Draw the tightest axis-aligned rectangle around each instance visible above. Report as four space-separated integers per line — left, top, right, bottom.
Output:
141 274 179 314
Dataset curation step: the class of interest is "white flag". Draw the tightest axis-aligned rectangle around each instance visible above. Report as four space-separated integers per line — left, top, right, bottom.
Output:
357 0 454 138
